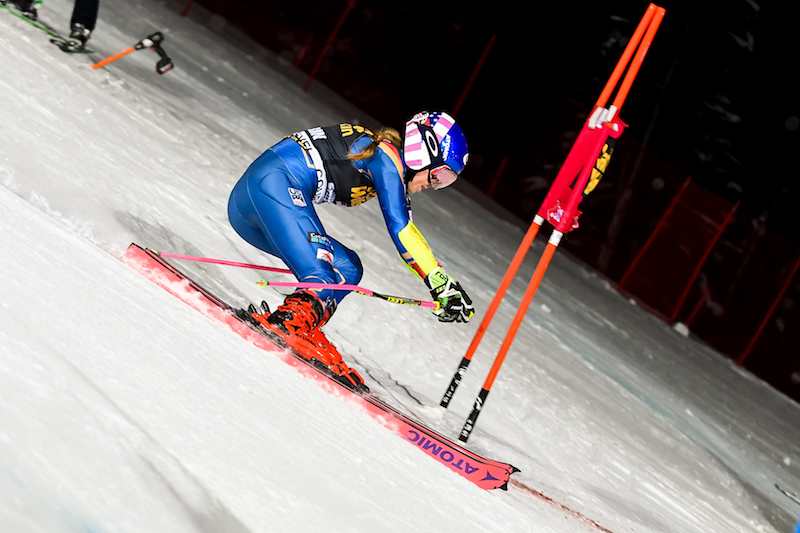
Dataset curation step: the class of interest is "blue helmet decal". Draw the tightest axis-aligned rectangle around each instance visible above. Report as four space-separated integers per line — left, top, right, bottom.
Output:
403 111 469 176
439 119 469 174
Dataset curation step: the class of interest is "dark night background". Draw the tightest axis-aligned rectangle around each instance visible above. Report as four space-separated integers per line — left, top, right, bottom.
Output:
180 0 799 401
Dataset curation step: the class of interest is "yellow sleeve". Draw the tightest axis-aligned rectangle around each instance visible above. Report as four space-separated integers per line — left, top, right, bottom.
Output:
397 222 439 280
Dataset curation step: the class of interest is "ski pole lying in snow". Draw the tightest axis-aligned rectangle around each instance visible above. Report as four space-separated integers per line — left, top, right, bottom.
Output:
257 279 440 309
449 3 666 444
151 250 438 309
92 32 174 74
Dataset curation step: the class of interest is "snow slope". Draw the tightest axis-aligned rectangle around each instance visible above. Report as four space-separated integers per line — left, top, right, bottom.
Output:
1 1 798 532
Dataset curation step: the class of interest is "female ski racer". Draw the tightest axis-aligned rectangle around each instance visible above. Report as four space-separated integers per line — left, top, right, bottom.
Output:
227 111 474 372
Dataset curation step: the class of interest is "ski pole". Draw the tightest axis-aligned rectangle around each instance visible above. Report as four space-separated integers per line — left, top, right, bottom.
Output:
92 47 135 69
155 251 293 274
256 279 439 309
92 32 172 73
154 250 436 308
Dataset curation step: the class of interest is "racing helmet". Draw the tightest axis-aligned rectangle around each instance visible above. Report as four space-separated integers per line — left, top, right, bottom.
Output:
403 111 469 190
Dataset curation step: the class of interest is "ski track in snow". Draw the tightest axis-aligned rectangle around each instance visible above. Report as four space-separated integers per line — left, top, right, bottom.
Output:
1 1 799 532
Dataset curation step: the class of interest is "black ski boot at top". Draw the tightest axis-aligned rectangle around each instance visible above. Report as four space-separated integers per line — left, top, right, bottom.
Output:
69 23 91 46
12 0 37 19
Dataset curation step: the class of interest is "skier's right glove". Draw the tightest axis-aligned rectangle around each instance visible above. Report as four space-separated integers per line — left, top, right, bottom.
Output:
425 267 475 323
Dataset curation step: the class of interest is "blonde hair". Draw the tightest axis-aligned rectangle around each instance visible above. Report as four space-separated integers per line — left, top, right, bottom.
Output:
347 127 402 161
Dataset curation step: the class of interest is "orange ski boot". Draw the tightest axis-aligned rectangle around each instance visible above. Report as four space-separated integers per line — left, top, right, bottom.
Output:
299 328 367 391
250 292 367 392
258 291 326 335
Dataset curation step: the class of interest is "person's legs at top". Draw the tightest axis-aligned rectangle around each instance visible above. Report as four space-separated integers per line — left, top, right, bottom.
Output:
69 0 99 45
10 0 37 19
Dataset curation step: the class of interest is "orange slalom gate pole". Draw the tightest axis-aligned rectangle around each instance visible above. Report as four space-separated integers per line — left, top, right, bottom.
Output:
439 117 619 413
594 3 657 111
608 6 665 118
439 216 543 411
458 233 562 443
451 6 666 442
589 4 664 129
92 47 135 70
457 126 609 443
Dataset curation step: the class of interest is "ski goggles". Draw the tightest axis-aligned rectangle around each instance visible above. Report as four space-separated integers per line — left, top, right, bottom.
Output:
429 165 459 190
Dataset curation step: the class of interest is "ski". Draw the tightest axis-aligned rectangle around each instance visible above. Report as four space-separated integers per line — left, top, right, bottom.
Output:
123 243 518 490
1 1 93 53
50 36 93 54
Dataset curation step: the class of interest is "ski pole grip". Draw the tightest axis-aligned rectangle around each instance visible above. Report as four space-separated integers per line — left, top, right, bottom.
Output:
134 32 165 50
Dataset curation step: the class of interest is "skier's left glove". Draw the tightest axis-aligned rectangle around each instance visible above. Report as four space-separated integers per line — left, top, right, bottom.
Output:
425 267 475 323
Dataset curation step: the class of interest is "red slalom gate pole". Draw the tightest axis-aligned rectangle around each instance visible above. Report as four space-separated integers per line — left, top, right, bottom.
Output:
180 0 195 16
737 255 800 366
684 287 710 328
453 33 496 117
669 200 738 323
303 0 357 92
618 177 691 291
486 155 508 198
